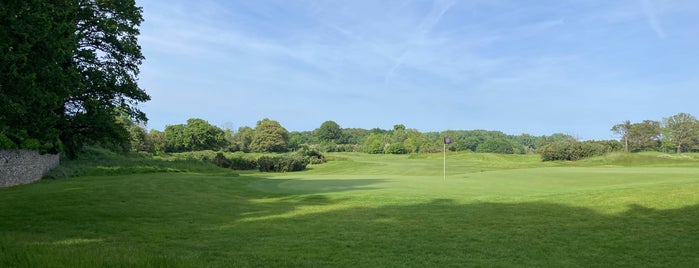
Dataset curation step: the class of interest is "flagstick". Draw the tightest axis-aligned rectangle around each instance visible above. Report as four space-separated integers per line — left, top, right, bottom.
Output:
443 142 446 181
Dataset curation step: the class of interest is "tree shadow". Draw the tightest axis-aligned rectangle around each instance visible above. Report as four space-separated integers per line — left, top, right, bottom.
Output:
246 177 388 194
2 174 698 267
209 198 699 267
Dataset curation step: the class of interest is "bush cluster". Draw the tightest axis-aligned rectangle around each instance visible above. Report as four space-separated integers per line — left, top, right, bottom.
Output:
211 152 258 170
210 150 324 172
297 147 326 165
475 138 516 154
258 155 309 172
0 134 17 149
539 141 620 161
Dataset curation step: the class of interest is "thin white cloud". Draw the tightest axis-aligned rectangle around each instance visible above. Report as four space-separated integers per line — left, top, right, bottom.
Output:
136 0 699 139
640 0 666 39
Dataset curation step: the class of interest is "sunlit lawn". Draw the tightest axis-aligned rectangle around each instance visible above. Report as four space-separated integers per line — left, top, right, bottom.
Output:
2 152 699 267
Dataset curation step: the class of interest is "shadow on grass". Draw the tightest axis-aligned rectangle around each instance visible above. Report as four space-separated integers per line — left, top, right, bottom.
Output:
2 175 698 267
217 199 699 267
246 177 388 194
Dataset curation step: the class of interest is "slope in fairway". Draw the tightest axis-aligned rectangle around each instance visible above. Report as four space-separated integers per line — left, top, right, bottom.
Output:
2 152 699 267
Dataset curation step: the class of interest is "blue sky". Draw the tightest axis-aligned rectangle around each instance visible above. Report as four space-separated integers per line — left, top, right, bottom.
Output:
137 0 699 140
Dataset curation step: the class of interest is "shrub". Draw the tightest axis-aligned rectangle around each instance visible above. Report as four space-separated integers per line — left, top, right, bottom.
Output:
211 152 231 168
258 155 309 172
384 143 406 154
22 138 42 150
296 147 326 164
229 153 258 170
539 141 607 161
476 138 515 154
0 134 17 149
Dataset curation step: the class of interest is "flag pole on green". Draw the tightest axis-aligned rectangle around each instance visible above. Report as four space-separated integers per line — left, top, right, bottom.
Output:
443 137 452 181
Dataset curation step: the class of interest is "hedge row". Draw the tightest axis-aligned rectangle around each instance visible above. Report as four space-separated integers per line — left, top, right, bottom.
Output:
211 149 325 172
258 155 309 172
538 141 622 161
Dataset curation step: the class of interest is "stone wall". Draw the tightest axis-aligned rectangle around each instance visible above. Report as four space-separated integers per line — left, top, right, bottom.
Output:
0 150 59 187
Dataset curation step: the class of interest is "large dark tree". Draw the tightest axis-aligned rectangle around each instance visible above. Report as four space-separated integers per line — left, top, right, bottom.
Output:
0 0 149 157
0 1 78 152
60 0 149 156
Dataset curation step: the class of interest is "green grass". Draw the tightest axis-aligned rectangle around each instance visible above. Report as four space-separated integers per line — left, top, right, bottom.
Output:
2 152 699 266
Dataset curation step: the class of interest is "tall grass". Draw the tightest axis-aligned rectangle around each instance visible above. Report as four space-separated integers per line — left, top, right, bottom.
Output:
43 147 231 179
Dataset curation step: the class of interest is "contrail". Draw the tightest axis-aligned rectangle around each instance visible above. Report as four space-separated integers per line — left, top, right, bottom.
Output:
384 0 456 84
640 0 665 39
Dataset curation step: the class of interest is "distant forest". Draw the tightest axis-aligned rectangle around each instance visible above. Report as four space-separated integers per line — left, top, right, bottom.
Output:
122 112 699 160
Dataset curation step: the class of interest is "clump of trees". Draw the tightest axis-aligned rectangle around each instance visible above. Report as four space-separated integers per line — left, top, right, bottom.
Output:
612 113 699 154
119 112 699 164
131 118 603 158
0 0 149 157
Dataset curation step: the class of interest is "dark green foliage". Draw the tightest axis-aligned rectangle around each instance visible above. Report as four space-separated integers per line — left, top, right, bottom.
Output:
539 141 612 161
628 120 661 152
59 0 150 157
0 134 17 149
228 154 258 170
163 119 228 152
209 152 258 170
297 146 327 164
164 124 187 152
363 134 385 154
250 119 289 153
0 0 149 157
662 113 699 154
476 138 516 154
211 152 231 168
21 139 42 151
0 0 77 153
232 126 254 153
257 155 309 172
384 143 406 154
183 118 227 151
316 120 342 142
145 129 166 155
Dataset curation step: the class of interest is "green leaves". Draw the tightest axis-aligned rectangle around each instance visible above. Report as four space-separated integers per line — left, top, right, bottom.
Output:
0 0 149 156
250 119 289 153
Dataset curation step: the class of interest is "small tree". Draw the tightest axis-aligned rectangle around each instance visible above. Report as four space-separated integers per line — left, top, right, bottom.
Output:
628 120 661 152
363 133 385 154
316 120 342 142
233 126 254 152
250 118 289 153
663 113 699 154
611 120 632 152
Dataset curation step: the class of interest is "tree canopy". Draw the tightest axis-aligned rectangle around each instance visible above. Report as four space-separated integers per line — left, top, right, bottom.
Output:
250 118 289 153
316 121 342 142
0 0 149 157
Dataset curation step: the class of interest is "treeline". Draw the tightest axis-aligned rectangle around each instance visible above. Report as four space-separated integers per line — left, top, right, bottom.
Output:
539 112 699 161
126 118 619 157
612 113 699 154
126 112 699 161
